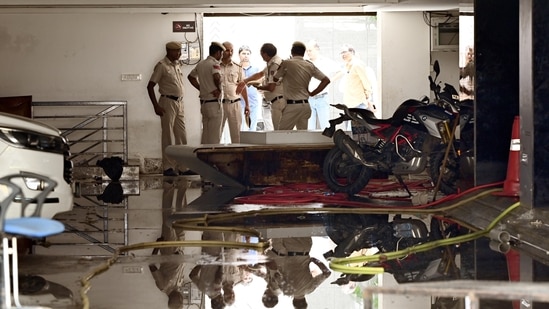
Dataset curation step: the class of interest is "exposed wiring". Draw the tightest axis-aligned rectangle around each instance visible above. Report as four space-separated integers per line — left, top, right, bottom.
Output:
234 180 503 210
329 201 521 275
189 186 503 228
181 13 202 66
423 11 458 28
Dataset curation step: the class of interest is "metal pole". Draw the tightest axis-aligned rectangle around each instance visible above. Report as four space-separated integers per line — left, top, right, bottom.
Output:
0 250 6 309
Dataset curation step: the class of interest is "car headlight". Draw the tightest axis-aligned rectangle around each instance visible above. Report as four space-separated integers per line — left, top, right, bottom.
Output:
0 127 69 155
22 176 47 191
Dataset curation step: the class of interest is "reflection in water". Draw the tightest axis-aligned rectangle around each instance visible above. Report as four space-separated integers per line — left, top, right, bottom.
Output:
262 237 331 308
192 231 242 309
25 174 517 308
96 181 124 204
160 179 189 245
190 263 225 309
19 275 74 305
325 213 470 284
148 179 189 309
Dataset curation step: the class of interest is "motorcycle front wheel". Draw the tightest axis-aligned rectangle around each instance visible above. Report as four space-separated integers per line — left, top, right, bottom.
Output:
323 147 373 195
429 144 460 195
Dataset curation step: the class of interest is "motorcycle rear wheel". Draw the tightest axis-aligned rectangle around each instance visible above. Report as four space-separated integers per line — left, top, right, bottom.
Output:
323 147 373 195
429 144 460 195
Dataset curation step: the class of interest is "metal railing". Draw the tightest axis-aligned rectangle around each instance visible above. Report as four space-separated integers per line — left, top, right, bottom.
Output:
363 279 549 309
32 101 127 166
31 101 129 253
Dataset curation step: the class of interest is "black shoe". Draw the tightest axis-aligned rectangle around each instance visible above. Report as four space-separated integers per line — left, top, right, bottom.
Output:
163 168 178 176
179 169 198 176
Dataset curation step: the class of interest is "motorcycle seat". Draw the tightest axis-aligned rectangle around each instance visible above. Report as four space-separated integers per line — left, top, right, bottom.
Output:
349 108 393 125
366 117 393 125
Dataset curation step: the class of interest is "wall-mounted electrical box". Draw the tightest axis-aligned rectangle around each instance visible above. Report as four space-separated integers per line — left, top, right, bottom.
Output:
431 17 459 52
180 42 201 64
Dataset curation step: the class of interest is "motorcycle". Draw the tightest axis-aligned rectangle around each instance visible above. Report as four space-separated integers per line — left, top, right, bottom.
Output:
322 60 461 196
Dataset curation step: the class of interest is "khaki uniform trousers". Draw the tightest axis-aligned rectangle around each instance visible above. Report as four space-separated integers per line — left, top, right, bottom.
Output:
201 101 223 144
222 101 243 143
158 97 187 170
279 102 311 130
271 97 286 130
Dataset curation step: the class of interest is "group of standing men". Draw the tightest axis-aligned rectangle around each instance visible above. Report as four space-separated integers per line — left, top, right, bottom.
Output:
147 40 250 176
147 40 376 176
241 41 331 131
241 40 377 132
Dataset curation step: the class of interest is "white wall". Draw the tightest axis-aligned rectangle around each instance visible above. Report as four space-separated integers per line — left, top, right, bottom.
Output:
432 50 460 103
0 12 202 162
378 11 431 118
0 11 457 163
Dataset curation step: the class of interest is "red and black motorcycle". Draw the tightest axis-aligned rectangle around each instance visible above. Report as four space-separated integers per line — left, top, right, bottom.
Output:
322 60 461 196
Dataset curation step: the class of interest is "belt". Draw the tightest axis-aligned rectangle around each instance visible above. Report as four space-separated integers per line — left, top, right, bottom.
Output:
270 95 283 104
161 94 181 101
271 249 309 256
286 99 308 104
222 98 240 104
200 99 218 104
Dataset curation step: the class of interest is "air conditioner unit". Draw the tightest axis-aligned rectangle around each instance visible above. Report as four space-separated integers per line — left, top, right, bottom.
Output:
431 17 459 52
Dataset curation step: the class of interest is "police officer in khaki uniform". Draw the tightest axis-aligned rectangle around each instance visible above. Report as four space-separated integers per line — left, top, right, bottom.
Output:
147 41 193 177
187 42 226 144
239 43 285 130
220 41 249 143
274 41 330 130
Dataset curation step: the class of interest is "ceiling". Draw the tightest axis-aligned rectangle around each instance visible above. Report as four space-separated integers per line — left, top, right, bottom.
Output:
0 0 470 13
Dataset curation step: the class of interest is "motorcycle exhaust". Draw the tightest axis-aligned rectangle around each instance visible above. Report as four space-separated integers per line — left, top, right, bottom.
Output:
488 229 511 254
489 240 510 254
333 130 376 167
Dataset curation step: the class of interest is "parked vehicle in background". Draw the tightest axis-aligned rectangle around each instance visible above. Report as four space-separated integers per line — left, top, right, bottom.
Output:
0 112 73 218
321 60 461 196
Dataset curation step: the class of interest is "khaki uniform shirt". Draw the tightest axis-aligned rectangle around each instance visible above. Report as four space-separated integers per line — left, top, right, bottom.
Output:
149 57 185 97
220 61 244 100
263 55 284 101
188 56 222 100
274 56 327 100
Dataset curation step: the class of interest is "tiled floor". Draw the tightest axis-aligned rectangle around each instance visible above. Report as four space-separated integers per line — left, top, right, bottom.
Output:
9 174 515 309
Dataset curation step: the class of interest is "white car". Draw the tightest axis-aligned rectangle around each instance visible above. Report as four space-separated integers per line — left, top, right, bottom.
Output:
0 112 73 219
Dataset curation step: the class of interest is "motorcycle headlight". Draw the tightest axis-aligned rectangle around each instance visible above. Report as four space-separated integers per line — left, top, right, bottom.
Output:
0 127 68 155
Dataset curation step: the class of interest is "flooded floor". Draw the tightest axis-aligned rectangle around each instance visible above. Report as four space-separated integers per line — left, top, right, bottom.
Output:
10 174 519 309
